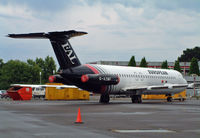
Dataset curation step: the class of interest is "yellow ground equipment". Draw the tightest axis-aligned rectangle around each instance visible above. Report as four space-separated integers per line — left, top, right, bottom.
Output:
45 83 89 100
142 90 186 101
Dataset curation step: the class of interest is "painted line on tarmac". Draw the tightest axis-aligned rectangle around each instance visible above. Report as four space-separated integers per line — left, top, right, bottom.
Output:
112 129 175 133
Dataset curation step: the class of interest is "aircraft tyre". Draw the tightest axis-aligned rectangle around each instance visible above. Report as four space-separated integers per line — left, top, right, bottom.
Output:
167 96 172 102
99 93 110 103
131 95 142 103
179 98 185 102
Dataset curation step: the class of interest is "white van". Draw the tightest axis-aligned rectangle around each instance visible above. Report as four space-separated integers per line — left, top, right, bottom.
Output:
32 87 45 99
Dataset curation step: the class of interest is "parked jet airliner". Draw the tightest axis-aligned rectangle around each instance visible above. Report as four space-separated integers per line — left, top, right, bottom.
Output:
8 30 189 103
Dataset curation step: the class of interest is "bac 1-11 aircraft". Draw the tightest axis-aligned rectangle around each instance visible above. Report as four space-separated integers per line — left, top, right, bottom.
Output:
8 30 191 103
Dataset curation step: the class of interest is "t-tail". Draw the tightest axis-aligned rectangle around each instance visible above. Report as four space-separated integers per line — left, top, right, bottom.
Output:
7 30 87 69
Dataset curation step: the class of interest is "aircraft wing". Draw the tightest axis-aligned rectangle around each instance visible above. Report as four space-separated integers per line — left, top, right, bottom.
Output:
122 84 188 91
11 84 77 89
121 86 148 91
187 82 200 88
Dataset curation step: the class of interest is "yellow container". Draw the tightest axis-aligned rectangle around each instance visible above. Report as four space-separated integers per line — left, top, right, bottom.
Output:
172 90 186 100
78 90 90 100
142 90 186 100
45 83 90 100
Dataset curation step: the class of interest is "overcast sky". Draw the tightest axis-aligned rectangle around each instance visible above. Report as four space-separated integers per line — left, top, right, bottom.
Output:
0 0 200 65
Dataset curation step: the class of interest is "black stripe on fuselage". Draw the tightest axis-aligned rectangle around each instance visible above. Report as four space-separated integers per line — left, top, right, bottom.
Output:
88 64 113 94
89 65 114 94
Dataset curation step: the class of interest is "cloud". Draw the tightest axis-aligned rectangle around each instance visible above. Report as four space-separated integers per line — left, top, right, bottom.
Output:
0 0 71 12
0 0 200 65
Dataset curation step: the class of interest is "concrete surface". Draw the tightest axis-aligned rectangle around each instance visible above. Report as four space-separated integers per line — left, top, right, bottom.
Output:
0 97 200 138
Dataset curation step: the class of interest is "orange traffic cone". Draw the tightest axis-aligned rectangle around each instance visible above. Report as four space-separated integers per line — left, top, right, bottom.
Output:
75 107 83 124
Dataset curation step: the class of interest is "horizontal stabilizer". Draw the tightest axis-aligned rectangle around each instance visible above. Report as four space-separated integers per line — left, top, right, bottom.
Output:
7 30 86 69
7 30 87 39
7 32 47 39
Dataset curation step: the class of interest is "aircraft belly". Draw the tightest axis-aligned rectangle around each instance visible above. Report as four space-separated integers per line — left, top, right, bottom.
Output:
143 87 186 95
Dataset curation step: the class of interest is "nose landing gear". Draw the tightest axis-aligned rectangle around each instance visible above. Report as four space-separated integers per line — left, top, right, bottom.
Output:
131 95 142 103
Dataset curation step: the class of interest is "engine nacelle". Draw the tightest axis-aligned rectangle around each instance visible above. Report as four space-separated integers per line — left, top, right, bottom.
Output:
49 75 65 83
81 74 120 85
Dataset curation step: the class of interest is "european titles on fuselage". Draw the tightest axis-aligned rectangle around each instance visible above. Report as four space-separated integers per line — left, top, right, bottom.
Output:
147 70 168 75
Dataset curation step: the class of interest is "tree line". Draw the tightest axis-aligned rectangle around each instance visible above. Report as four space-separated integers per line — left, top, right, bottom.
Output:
1 46 199 89
0 56 56 89
128 46 200 76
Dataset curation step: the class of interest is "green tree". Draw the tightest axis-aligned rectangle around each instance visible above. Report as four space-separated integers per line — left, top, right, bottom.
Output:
189 57 200 75
174 60 181 72
0 58 4 78
140 57 147 67
27 59 36 66
35 57 45 83
27 59 41 84
0 56 57 89
43 56 56 83
35 56 56 83
0 60 40 89
128 56 136 67
178 46 200 62
161 60 168 69
0 58 3 68
36 57 45 70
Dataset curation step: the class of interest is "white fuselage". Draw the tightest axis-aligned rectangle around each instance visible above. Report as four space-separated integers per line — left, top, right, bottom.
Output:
90 64 187 95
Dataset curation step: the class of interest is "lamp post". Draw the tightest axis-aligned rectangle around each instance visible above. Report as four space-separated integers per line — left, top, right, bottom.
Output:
40 72 41 84
191 74 197 97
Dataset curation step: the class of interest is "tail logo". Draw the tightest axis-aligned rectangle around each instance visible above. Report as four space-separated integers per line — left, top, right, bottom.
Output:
62 41 77 64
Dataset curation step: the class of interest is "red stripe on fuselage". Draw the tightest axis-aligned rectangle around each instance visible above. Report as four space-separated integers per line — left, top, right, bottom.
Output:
84 64 99 74
84 64 107 93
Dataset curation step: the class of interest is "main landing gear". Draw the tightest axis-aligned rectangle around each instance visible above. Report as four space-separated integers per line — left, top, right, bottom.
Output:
166 94 172 102
131 95 142 103
99 93 110 103
167 96 172 102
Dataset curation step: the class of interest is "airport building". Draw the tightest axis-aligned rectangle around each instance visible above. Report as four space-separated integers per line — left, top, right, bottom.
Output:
88 61 200 76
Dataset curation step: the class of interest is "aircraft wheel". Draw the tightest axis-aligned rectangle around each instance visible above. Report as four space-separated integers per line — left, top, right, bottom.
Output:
99 93 110 103
131 95 142 103
137 95 142 103
179 98 185 102
167 97 172 102
131 97 137 103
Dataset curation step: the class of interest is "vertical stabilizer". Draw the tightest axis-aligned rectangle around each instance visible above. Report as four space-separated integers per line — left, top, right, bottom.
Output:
8 30 87 69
